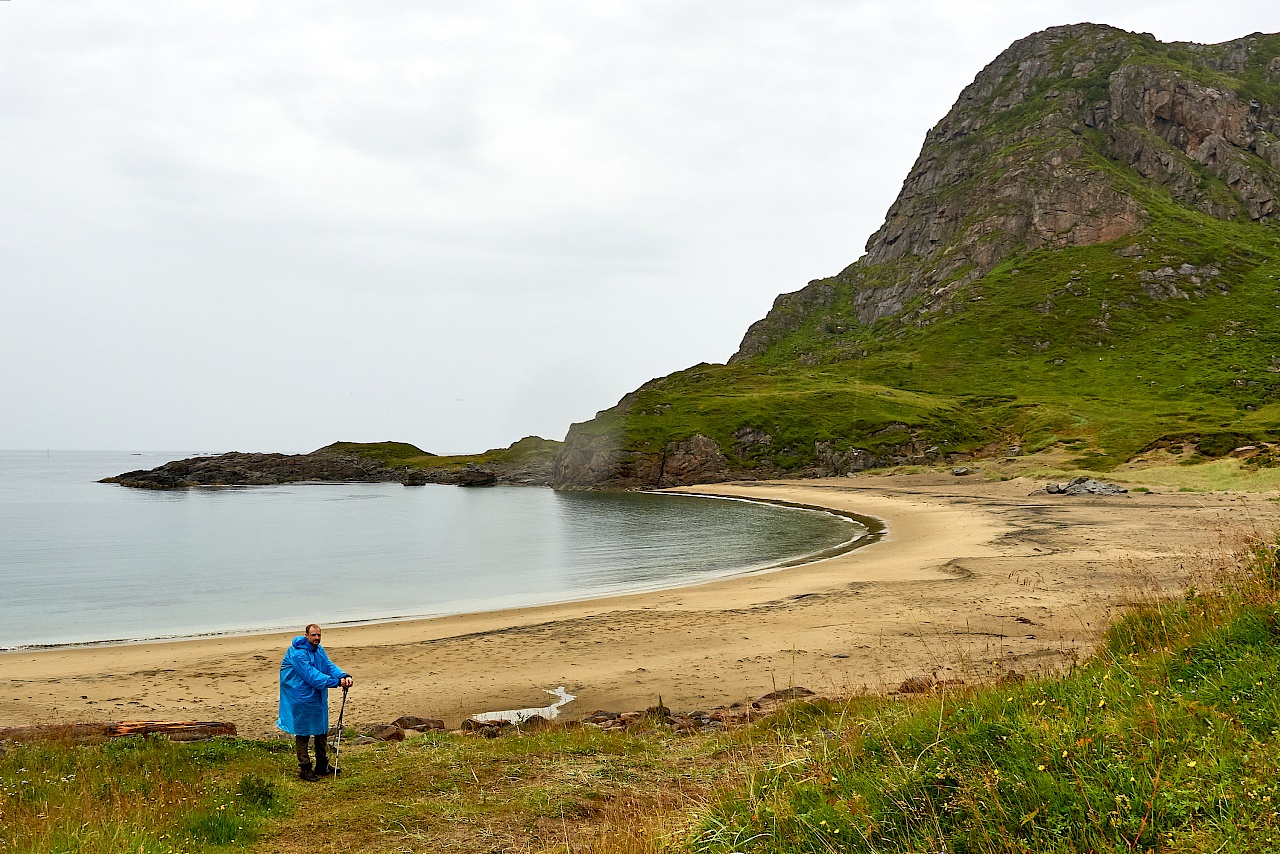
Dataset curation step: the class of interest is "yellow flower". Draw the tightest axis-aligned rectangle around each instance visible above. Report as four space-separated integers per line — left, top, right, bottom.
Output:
1037 765 1046 771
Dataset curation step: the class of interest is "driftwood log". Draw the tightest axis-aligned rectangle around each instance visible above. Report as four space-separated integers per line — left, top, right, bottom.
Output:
0 720 236 744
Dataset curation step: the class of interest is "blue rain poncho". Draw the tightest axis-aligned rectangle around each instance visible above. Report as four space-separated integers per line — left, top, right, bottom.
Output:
276 635 350 736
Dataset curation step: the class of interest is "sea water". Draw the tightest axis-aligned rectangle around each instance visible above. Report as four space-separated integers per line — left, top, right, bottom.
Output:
0 451 864 649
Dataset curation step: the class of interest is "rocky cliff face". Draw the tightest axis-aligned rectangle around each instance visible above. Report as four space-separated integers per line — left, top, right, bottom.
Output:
553 419 733 490
732 24 1280 359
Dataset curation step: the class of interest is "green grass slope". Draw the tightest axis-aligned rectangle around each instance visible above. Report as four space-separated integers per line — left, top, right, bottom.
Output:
318 436 562 473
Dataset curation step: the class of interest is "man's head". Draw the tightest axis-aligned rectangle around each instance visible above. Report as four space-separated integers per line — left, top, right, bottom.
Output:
305 624 322 646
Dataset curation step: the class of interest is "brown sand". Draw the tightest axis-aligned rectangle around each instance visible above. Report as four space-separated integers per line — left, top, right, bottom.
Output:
1 474 1272 736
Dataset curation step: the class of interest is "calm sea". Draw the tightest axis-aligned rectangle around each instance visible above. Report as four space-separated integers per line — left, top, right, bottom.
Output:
0 451 865 649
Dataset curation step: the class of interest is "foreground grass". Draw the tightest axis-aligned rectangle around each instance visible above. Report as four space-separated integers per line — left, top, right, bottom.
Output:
0 737 292 852
690 536 1280 853
246 726 725 854
1 722 726 854
9 531 1280 853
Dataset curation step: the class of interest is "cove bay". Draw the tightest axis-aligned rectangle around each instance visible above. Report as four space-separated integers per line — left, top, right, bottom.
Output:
0 451 863 649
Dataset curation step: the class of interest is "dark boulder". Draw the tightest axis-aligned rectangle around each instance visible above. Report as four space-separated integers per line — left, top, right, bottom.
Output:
1046 476 1128 495
393 715 444 731
365 724 406 742
454 465 498 487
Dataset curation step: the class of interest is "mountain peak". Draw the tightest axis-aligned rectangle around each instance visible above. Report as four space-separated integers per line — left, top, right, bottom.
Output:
732 25 1280 361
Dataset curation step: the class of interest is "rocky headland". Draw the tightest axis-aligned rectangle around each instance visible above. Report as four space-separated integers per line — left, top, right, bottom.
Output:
101 449 410 489
102 438 560 490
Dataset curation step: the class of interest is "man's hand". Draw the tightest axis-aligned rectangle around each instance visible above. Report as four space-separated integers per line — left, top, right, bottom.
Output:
339 676 354 689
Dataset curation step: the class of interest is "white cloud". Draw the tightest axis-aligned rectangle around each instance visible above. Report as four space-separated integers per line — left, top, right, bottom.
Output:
2 0 1278 452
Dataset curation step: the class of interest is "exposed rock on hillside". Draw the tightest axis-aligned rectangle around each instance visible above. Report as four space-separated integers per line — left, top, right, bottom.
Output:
553 391 945 489
1045 476 1129 495
554 408 733 489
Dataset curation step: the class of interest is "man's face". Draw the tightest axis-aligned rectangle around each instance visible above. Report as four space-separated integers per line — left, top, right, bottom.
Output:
306 626 322 646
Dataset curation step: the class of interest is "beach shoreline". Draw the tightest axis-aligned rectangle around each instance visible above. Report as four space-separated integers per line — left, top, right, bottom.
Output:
3 474 1272 736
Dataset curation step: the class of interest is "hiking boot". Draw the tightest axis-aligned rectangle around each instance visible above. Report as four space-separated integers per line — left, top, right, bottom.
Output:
315 762 339 777
298 762 319 782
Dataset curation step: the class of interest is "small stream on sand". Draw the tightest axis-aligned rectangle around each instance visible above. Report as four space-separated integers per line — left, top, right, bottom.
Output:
471 687 576 724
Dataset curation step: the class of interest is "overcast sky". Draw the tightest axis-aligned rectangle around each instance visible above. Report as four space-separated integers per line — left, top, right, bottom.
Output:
3 1 1278 454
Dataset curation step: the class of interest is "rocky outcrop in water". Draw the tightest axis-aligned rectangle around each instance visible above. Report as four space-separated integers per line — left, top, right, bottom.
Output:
105 440 559 489
101 451 403 489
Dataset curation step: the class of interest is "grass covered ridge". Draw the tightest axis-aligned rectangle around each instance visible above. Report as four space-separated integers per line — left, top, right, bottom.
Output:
9 526 1280 852
317 436 563 473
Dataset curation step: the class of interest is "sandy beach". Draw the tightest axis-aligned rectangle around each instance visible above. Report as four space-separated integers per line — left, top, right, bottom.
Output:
2 474 1273 737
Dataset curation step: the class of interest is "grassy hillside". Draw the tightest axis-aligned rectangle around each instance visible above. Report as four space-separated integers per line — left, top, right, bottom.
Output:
564 27 1280 480
318 441 434 466
411 435 564 472
618 199 1280 473
320 436 562 473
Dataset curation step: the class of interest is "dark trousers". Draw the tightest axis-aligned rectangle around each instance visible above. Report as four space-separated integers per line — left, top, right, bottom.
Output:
295 734 328 768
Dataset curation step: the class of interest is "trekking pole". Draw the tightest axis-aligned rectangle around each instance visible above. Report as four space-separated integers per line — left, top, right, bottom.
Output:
332 686 348 779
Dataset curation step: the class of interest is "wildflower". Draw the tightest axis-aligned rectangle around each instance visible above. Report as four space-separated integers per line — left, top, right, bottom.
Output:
1187 760 1197 768
1037 764 1046 771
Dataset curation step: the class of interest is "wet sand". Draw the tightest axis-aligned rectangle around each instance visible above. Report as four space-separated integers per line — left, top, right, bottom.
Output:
1 474 1271 736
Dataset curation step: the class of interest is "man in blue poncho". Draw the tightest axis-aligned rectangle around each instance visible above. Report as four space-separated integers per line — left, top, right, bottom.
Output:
277 623 353 781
